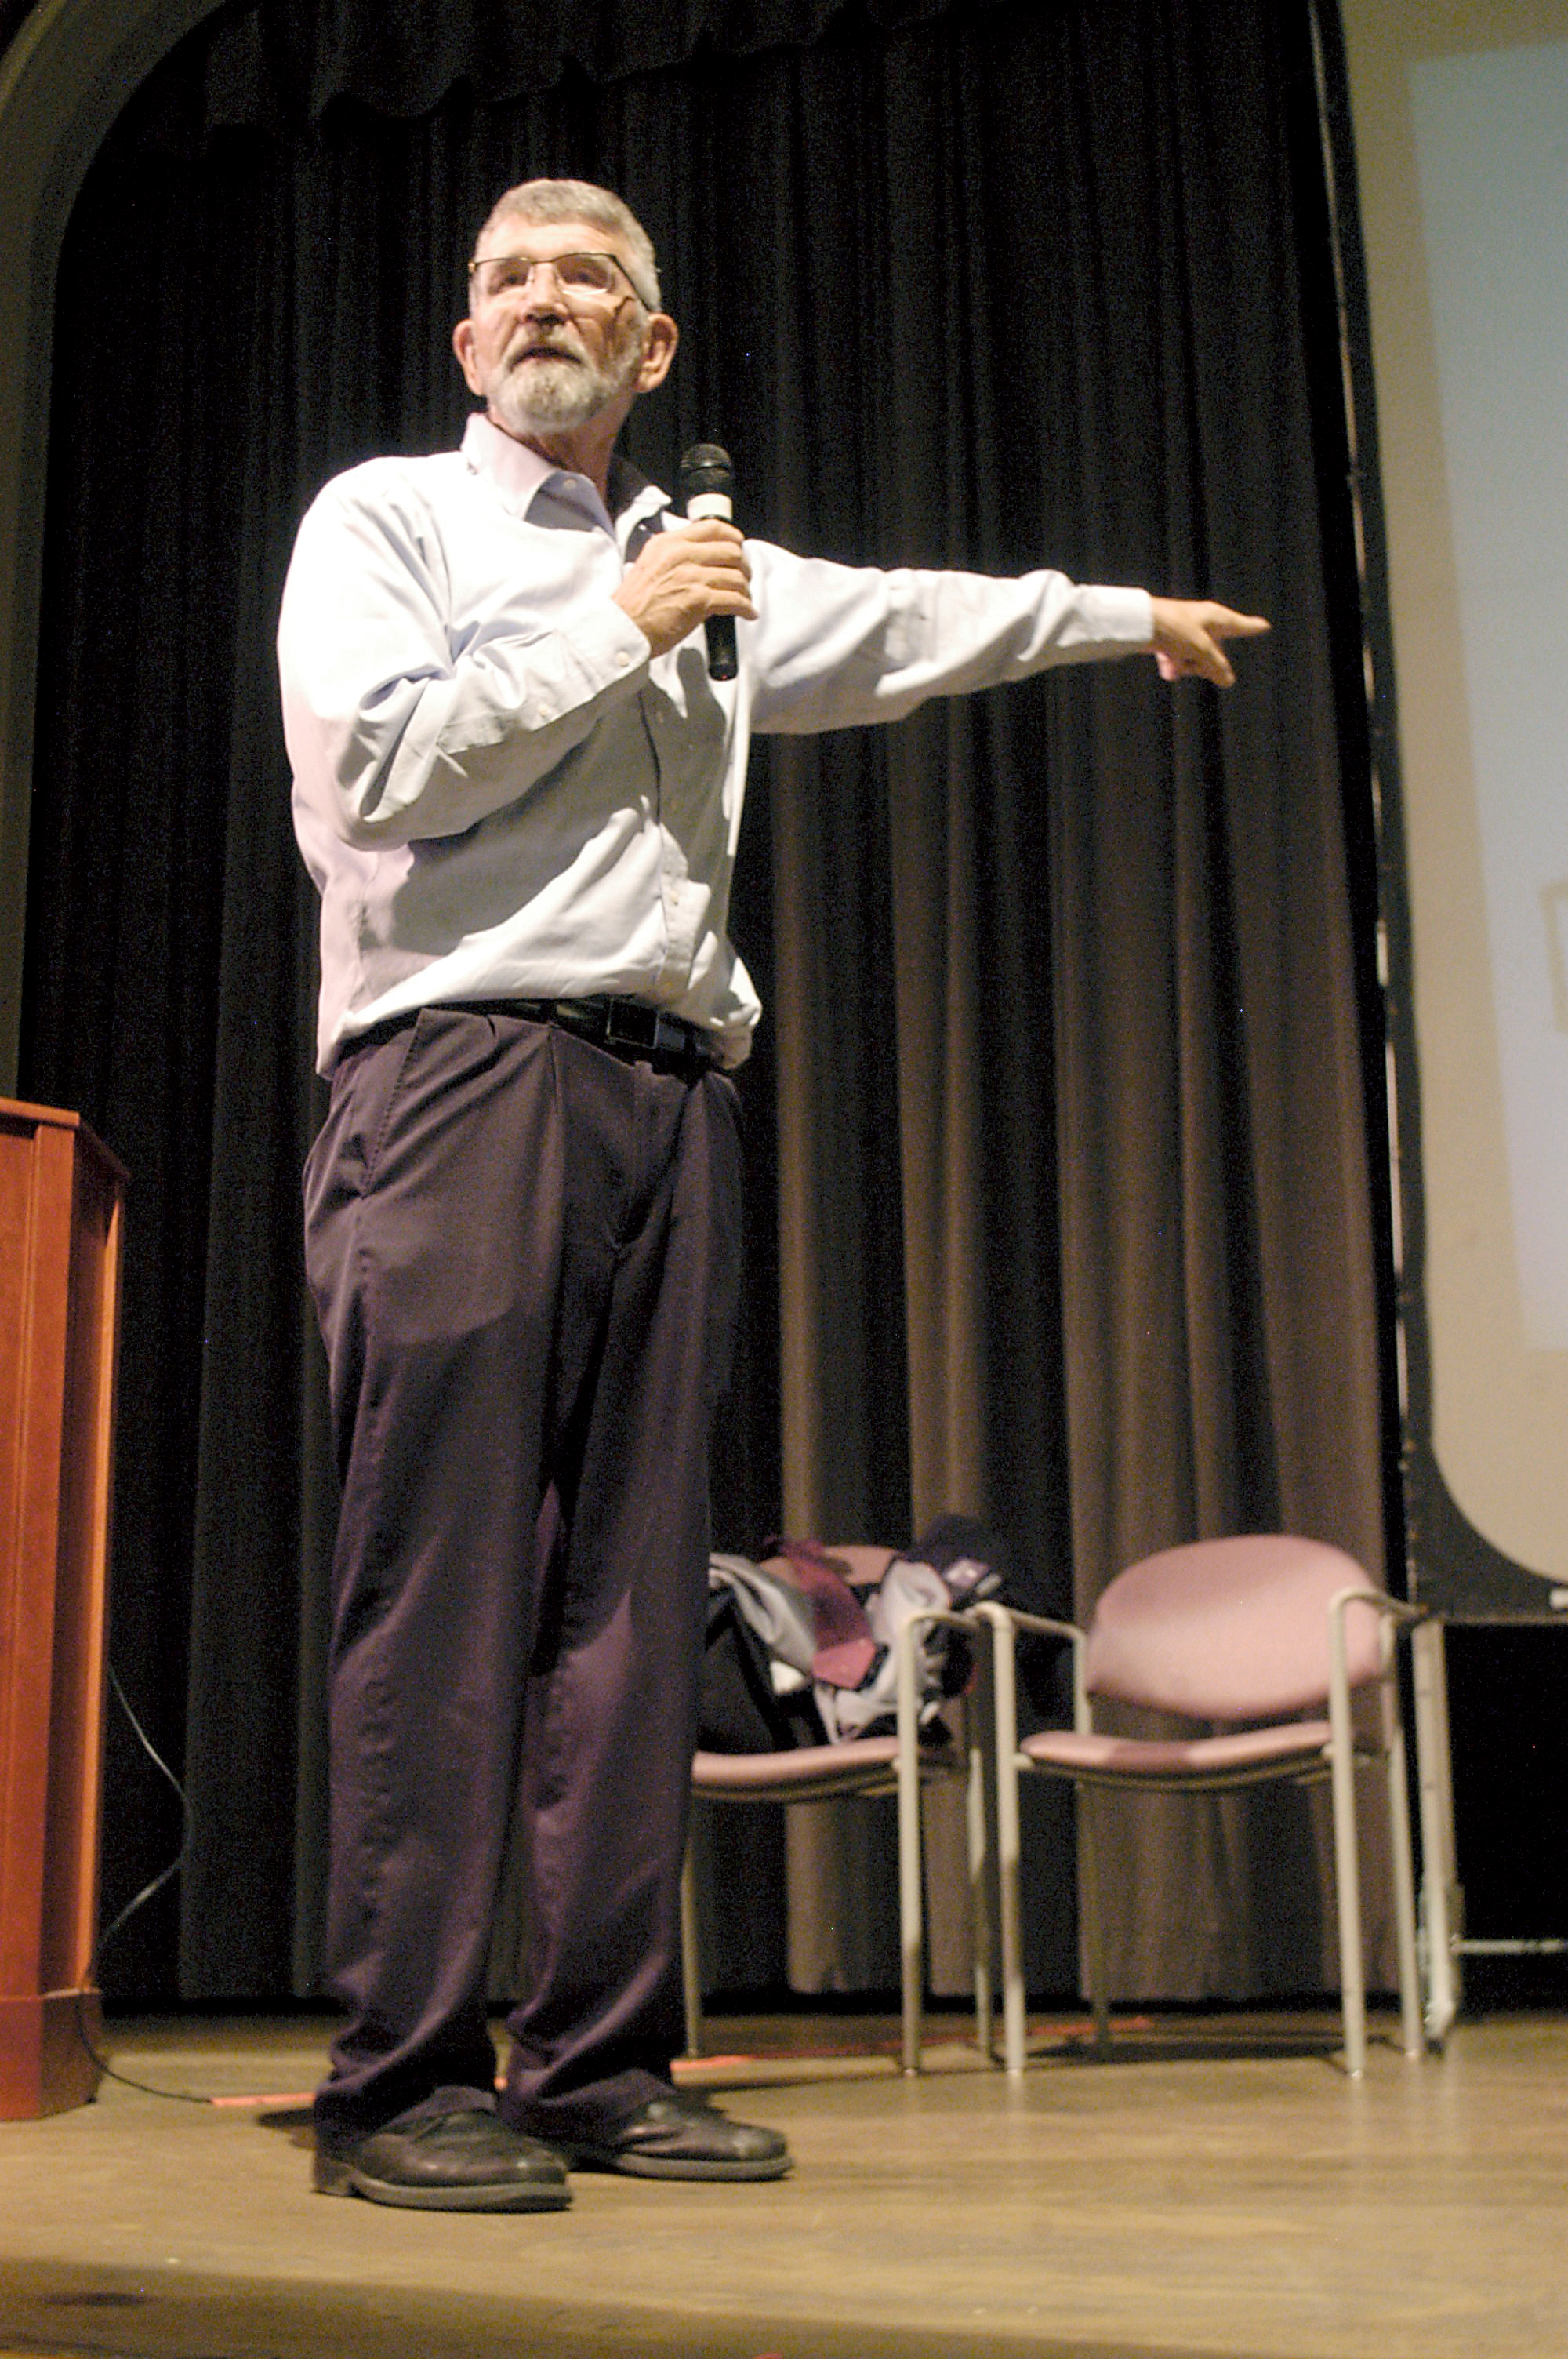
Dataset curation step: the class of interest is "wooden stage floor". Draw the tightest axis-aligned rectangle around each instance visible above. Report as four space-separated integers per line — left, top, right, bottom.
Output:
1 2007 1565 2359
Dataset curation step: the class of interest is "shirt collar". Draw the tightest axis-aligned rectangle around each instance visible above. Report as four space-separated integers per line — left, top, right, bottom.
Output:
460 411 669 547
462 410 561 510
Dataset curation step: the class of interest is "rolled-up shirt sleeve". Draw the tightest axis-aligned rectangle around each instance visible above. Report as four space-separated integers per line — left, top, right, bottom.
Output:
279 463 651 849
746 543 1153 733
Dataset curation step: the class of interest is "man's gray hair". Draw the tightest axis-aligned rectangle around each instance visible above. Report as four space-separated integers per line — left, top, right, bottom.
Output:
472 179 661 312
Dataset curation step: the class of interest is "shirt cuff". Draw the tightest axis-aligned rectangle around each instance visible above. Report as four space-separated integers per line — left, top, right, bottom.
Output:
1077 586 1156 648
567 598 654 697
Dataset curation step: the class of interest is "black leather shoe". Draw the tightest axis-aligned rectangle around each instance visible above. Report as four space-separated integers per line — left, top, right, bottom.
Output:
314 2105 571 2211
554 2091 791 2181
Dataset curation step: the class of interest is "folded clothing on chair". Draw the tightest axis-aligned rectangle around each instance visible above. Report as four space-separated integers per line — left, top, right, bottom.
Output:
699 1518 1012 1750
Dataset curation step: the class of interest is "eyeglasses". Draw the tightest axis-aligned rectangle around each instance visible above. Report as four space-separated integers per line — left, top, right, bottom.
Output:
466 249 651 311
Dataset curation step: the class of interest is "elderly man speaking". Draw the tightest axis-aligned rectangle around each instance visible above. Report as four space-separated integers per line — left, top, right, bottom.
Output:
278 175 1266 2212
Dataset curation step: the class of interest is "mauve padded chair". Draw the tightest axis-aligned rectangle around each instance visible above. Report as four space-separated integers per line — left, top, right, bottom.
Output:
977 1535 1425 2078
683 1545 993 2074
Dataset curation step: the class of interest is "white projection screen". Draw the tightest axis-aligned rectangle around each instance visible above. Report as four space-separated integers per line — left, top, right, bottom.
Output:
1340 0 1568 1607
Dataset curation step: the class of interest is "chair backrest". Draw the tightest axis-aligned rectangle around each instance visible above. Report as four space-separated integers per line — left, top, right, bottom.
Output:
1083 1535 1384 1721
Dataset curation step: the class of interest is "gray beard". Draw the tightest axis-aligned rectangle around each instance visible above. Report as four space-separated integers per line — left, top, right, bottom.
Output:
488 329 640 437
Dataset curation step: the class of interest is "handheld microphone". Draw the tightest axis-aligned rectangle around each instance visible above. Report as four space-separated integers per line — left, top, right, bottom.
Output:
677 443 739 682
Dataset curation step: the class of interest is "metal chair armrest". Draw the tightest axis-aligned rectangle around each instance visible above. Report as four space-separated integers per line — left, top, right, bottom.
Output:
894 1605 992 1768
1329 1585 1426 1632
1329 1582 1428 1695
972 1601 1087 1648
975 1600 1090 1737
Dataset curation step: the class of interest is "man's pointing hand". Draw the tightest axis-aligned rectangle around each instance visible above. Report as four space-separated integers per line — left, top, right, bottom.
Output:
1148 597 1270 687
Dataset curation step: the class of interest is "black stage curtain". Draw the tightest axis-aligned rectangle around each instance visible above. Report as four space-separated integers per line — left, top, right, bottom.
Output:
20 0 1388 2003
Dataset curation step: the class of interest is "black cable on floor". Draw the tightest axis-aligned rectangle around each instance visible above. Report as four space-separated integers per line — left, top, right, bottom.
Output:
73 1666 212 2106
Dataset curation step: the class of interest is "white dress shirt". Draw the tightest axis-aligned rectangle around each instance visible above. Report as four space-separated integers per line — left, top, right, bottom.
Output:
280 412 1153 1071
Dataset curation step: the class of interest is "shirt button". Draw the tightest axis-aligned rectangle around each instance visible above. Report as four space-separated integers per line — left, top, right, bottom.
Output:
538 703 554 722
616 652 630 668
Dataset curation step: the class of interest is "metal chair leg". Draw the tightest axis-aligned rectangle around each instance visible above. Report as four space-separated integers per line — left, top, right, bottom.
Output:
967 1704 994 2061
680 1841 702 2061
1329 1596 1367 2077
1079 1786 1110 2056
898 1624 924 2075
984 1610 1028 2074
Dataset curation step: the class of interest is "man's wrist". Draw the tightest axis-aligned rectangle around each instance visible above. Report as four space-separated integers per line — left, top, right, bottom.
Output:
609 586 655 656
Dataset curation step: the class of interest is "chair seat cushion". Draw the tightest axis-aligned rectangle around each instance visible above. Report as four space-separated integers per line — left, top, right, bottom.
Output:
1019 1719 1334 1782
692 1736 957 1801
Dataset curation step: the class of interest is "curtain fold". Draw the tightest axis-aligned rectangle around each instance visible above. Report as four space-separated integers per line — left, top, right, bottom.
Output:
20 0 1388 2007
183 0 1012 135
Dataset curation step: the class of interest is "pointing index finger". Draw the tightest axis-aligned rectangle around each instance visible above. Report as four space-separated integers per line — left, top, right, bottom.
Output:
1214 608 1271 638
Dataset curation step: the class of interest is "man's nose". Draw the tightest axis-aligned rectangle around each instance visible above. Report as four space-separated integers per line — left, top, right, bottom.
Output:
519 262 568 313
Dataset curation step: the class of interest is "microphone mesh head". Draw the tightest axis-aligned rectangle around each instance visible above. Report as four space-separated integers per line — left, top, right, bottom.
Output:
678 443 734 496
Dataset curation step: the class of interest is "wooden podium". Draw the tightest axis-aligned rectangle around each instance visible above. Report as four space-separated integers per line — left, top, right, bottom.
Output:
0 1098 125 2117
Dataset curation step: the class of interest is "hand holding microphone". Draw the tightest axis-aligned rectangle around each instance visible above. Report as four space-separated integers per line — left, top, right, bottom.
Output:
612 442 752 667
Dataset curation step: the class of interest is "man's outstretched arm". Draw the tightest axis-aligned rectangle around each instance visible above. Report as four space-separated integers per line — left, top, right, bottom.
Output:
744 543 1271 736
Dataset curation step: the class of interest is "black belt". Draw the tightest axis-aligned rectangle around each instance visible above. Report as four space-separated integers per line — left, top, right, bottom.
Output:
341 996 722 1081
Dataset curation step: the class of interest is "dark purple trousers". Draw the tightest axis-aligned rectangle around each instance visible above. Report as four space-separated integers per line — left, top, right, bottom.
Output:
302 1005 742 2139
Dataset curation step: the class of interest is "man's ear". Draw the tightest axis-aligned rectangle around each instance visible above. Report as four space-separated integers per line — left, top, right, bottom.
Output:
452 317 484 396
634 312 678 394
